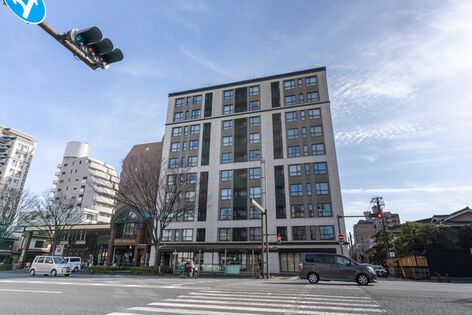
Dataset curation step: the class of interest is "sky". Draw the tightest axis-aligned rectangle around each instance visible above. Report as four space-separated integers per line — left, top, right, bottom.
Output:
1 0 471 236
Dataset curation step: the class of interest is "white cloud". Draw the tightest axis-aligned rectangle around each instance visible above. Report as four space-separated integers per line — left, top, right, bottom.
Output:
180 46 235 78
343 185 472 194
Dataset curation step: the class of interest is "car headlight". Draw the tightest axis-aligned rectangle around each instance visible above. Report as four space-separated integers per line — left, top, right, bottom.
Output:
367 266 375 273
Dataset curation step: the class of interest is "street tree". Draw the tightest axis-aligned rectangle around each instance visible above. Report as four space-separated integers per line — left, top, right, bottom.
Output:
31 193 83 255
0 186 34 239
109 156 196 267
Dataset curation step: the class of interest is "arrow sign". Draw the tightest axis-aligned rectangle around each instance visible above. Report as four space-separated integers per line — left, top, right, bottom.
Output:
4 0 46 24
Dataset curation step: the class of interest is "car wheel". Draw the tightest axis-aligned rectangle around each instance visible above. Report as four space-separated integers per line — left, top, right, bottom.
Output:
74 267 79 272
50 269 57 277
29 269 35 276
356 273 370 285
307 272 320 284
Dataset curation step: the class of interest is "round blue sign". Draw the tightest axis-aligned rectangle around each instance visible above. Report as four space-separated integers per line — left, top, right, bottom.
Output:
4 0 47 24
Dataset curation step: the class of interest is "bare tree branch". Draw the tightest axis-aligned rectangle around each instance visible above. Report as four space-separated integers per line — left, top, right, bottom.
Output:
0 186 34 239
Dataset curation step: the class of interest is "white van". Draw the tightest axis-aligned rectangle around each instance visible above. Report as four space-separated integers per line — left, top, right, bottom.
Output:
30 256 71 277
64 257 82 272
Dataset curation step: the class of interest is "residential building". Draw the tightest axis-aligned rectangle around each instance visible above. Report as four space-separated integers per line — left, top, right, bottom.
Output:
353 220 376 261
51 141 118 224
107 142 163 266
416 207 472 226
363 211 401 232
159 67 346 273
0 125 37 193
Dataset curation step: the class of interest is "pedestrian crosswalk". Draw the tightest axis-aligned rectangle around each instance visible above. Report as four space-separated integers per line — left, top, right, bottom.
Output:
107 287 386 315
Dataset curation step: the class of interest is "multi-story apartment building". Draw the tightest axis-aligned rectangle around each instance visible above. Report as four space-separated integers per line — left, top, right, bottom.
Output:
0 126 37 193
363 211 401 232
51 141 118 224
160 67 346 273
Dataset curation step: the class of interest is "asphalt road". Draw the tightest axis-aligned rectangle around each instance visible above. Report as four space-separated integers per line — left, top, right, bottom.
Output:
0 271 470 315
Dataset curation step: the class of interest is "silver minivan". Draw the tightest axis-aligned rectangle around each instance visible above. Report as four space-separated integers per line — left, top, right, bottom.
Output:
64 257 82 272
299 253 376 285
29 256 71 277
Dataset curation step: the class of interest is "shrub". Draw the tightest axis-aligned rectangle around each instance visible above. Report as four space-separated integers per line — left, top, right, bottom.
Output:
0 264 12 271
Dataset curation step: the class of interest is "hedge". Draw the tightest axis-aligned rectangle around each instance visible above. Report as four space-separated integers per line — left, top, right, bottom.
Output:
87 266 174 275
0 264 12 271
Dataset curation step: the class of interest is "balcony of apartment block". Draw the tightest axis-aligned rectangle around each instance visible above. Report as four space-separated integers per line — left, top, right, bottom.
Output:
56 163 62 169
54 171 60 176
52 180 58 185
90 170 110 181
93 195 115 207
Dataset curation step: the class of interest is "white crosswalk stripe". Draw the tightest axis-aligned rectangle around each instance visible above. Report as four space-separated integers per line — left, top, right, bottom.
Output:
106 288 387 315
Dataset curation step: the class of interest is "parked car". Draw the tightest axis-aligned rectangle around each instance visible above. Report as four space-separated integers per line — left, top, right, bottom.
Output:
29 256 71 277
299 253 377 285
373 265 387 277
64 257 82 272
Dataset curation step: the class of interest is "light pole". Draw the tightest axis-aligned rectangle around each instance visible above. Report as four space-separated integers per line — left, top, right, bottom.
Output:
252 198 268 278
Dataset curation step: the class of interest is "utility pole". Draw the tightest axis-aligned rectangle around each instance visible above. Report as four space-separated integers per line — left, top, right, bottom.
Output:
371 197 391 267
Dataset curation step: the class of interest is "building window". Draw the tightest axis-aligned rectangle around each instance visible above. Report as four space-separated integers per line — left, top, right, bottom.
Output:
309 226 317 240
185 191 196 202
306 183 312 196
187 156 198 166
222 136 233 147
284 80 295 90
233 228 248 241
196 228 205 242
290 184 303 197
221 152 232 164
299 93 304 104
169 158 179 168
222 120 233 130
318 203 332 217
308 108 321 119
249 206 261 219
173 112 184 122
221 170 232 181
291 204 305 218
287 146 300 158
301 127 307 138
249 100 260 111
314 162 327 175
248 85 260 96
247 149 259 161
310 126 323 137
249 227 261 241
277 226 288 241
308 204 315 217
191 109 201 119
190 124 200 134
186 173 197 184
219 207 232 220
315 182 330 195
170 142 180 152
249 133 260 144
221 188 232 200
249 167 261 179
287 128 298 140
305 76 318 86
163 230 172 241
172 127 182 137
183 209 194 221
223 104 233 115
285 111 297 122
307 92 320 103
249 116 260 127
192 95 202 104
219 228 232 241
320 225 335 240
249 186 261 199
189 140 199 150
312 143 325 155
292 226 307 240
288 164 302 176
284 95 296 106
304 163 310 176
223 90 233 100
175 98 185 107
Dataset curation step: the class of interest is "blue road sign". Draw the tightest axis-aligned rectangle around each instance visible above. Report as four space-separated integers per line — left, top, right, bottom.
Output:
4 0 46 24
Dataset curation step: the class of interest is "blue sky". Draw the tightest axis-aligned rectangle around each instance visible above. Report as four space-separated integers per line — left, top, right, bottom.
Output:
1 0 471 234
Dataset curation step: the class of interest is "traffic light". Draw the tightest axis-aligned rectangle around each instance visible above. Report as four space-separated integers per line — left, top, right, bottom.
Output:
376 213 383 219
368 213 383 219
276 234 282 245
68 27 123 69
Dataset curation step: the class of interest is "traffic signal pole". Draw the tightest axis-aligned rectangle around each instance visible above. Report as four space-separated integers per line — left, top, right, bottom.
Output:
374 197 392 266
37 21 98 69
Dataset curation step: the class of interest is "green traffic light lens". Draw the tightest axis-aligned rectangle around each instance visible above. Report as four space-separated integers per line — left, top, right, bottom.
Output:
76 34 86 46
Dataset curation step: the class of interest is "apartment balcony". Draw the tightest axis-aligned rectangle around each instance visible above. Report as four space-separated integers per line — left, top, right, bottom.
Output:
57 163 62 168
52 180 58 185
93 195 115 207
54 171 60 176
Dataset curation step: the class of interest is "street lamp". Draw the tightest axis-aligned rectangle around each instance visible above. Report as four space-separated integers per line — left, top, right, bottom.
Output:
251 198 269 278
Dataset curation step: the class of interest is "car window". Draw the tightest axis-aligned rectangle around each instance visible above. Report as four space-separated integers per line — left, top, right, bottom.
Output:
71 258 80 262
54 257 66 264
45 257 53 264
36 257 45 263
315 255 334 264
335 256 351 266
305 254 316 263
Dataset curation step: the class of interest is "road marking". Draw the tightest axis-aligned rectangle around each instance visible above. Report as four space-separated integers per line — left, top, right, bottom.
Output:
134 306 370 315
144 302 386 314
0 288 62 294
191 291 372 300
171 297 381 308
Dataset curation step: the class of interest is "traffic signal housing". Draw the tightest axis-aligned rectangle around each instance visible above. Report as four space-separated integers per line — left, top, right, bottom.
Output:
68 26 123 69
368 212 383 219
